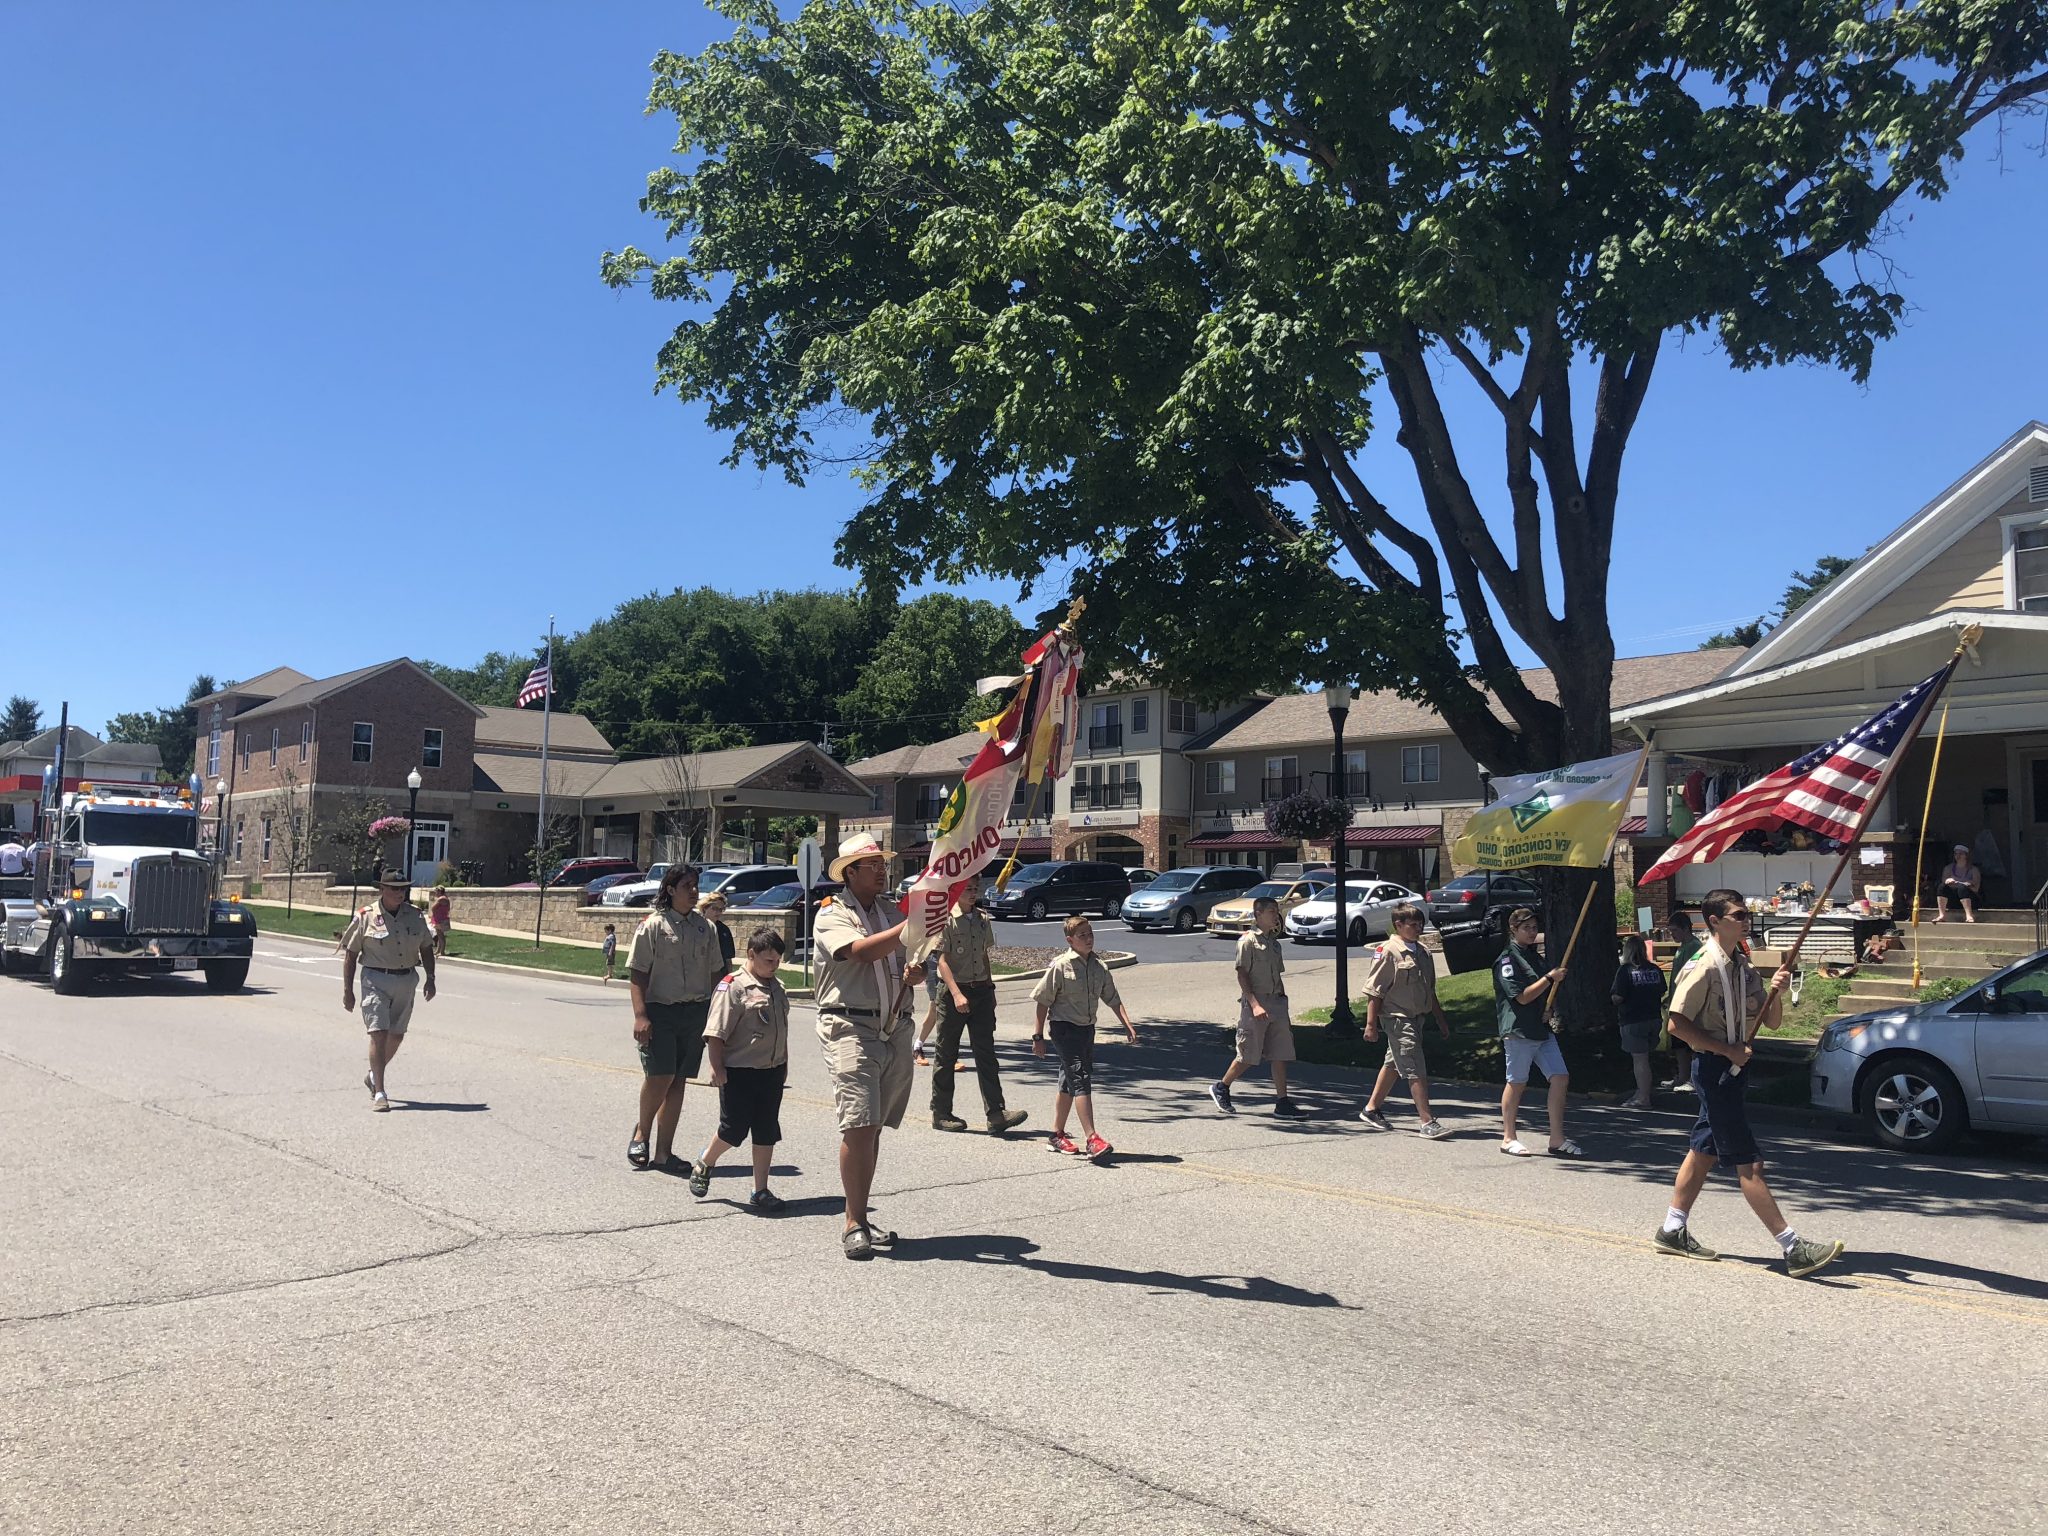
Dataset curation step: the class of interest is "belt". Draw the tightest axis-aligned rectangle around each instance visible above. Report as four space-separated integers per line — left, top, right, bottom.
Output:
832 1006 882 1018
363 965 416 976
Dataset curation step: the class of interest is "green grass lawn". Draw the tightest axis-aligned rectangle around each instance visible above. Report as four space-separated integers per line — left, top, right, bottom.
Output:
248 902 1023 992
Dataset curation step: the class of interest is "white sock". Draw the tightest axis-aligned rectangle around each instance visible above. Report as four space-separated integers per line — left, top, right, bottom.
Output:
1663 1207 1688 1234
1776 1226 1799 1256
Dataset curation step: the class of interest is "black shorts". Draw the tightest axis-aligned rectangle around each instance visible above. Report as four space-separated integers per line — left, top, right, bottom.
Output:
1049 1019 1095 1097
1687 1055 1760 1167
717 1063 788 1147
638 999 709 1079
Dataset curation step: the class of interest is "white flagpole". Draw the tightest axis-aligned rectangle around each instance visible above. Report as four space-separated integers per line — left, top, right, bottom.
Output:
537 618 554 864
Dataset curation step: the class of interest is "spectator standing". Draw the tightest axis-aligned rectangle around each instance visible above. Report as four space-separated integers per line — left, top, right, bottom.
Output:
601 923 618 983
1031 917 1139 1161
1358 906 1450 1138
428 886 452 957
701 893 738 967
1611 933 1667 1108
1494 910 1581 1158
1660 911 1702 1093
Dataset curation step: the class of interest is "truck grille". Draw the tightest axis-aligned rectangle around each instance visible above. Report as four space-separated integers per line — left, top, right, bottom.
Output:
129 856 210 935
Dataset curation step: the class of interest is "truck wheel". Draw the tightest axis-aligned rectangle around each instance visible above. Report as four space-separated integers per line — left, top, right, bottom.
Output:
203 960 251 992
50 926 87 995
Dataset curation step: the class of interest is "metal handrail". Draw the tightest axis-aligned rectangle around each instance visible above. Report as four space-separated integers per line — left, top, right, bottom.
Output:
2033 875 2048 953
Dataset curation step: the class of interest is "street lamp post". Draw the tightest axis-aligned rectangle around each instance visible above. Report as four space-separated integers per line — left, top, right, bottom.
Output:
1324 680 1359 1040
214 778 227 861
406 768 423 887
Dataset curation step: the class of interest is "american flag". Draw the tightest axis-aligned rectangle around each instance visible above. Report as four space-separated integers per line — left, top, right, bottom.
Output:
1639 661 1957 887
517 663 551 708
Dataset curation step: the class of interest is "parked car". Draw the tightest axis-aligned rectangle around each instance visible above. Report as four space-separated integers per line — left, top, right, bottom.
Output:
737 880 844 922
1425 871 1544 971
1127 868 1161 889
1285 881 1425 945
600 863 672 907
1206 878 1328 937
985 860 1132 921
1121 866 1264 932
1811 946 2048 1152
583 870 646 901
514 856 642 901
702 865 800 903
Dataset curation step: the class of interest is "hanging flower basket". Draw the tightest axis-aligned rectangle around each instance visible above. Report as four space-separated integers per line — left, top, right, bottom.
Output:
1263 792 1353 844
368 816 413 841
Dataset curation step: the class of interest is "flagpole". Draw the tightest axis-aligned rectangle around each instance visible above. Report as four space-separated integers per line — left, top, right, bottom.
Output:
537 618 553 863
1543 746 1651 1028
1733 627 1978 1072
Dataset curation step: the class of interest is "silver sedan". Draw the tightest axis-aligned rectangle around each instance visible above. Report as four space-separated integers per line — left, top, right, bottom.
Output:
1809 946 2048 1152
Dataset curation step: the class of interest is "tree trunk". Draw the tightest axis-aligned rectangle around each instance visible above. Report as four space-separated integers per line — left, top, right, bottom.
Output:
1540 864 1618 1036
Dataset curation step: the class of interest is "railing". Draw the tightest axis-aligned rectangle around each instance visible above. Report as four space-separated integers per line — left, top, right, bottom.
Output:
1315 769 1370 798
2035 875 2048 954
1261 776 1302 802
1070 784 1143 812
1087 724 1122 749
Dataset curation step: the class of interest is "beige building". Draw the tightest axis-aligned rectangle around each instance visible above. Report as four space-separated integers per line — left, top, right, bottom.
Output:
1623 421 2048 920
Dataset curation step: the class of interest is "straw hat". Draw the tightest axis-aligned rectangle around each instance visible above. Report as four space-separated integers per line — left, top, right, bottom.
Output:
828 831 889 883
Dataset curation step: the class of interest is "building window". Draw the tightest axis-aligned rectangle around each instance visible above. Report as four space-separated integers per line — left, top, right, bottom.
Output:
261 816 273 862
2014 525 2048 613
233 818 244 862
422 728 443 769
269 727 279 767
207 708 221 777
1131 698 1149 735
868 785 887 815
1204 760 1237 795
352 722 373 764
1402 744 1441 784
914 783 950 822
1088 702 1122 750
1169 698 1198 733
1262 756 1300 801
300 721 311 762
1343 750 1368 797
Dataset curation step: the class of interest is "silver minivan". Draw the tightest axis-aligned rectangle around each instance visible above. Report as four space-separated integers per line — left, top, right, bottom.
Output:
1120 865 1264 932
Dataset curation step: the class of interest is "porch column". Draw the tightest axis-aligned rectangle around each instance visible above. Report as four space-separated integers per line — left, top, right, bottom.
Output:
823 812 840 856
1646 750 1669 837
705 806 723 864
752 811 770 863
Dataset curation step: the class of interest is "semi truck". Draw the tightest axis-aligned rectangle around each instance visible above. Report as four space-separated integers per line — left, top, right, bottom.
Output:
0 777 258 993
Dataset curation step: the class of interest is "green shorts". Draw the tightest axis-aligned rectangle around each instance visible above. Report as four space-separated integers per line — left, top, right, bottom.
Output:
638 998 710 1079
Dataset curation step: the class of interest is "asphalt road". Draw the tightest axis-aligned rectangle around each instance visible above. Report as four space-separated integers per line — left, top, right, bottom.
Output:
6 940 2046 1535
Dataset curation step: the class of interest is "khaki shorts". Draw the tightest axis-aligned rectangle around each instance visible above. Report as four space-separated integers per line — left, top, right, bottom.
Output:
1236 993 1295 1066
820 1014 915 1132
1380 1010 1427 1081
360 968 417 1035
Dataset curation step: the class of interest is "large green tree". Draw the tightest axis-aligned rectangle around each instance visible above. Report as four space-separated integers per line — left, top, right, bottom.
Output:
1702 555 1858 648
2 696 41 741
836 592 1029 757
605 0 2048 1019
106 674 218 780
420 651 536 709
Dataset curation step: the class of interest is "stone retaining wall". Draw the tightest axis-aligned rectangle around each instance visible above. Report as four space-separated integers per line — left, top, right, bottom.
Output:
310 883 800 950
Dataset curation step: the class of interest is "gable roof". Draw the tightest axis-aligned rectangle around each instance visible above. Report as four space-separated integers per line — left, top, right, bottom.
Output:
229 659 488 726
1196 650 1742 754
590 740 871 800
475 706 614 758
845 730 985 780
190 667 315 709
1728 420 2048 676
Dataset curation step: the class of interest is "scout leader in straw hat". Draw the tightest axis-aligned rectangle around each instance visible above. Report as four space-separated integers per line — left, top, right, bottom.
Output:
815 832 926 1259
340 869 437 1112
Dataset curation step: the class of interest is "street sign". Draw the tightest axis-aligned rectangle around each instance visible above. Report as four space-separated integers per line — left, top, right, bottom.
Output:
796 836 823 987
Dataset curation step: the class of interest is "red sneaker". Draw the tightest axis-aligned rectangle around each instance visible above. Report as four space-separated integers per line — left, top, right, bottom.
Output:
1085 1134 1112 1161
1047 1132 1080 1155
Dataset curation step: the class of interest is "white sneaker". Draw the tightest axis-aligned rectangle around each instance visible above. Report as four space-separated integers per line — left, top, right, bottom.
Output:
372 1093 391 1112
1417 1120 1451 1140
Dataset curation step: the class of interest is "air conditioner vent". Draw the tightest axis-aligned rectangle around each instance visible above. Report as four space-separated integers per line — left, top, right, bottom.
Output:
2030 464 2048 503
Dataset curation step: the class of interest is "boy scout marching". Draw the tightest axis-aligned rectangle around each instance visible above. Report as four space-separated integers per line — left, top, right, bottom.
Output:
340 868 438 1111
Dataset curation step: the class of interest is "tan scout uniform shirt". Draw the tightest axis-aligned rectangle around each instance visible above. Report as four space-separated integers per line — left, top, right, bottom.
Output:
813 894 911 1029
938 909 996 986
1667 938 1765 1046
1364 936 1437 1016
1031 951 1123 1026
626 908 724 1005
342 900 433 969
1235 929 1286 998
704 971 790 1069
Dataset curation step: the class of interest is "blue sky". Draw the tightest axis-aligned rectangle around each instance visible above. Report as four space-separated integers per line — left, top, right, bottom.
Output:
4 3 2045 740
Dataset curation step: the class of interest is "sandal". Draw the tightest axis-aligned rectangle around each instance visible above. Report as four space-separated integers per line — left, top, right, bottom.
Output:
1499 1139 1534 1157
687 1163 712 1198
627 1134 650 1170
652 1154 692 1177
842 1224 875 1260
1548 1139 1586 1159
868 1227 899 1249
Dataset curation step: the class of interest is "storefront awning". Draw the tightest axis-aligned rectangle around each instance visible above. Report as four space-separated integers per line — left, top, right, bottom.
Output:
1619 816 1646 836
1188 829 1291 851
1312 824 1439 849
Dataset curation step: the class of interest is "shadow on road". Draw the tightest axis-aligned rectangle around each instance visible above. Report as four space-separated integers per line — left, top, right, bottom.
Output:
890 1232 1360 1308
390 1100 490 1113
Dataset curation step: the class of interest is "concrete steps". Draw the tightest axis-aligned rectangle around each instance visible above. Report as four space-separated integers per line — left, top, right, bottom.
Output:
1828 909 2038 1017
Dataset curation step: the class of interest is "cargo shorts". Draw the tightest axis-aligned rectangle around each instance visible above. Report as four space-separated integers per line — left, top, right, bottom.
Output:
1235 992 1296 1067
820 1013 915 1132
359 967 418 1035
1380 1010 1427 1081
637 998 710 1079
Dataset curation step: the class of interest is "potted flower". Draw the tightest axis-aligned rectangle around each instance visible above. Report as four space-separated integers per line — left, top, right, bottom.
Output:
368 815 412 881
1263 790 1354 847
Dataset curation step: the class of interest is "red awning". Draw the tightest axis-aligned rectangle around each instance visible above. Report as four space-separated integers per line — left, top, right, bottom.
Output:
900 843 931 861
1312 824 1438 849
1188 829 1292 851
1619 815 1647 835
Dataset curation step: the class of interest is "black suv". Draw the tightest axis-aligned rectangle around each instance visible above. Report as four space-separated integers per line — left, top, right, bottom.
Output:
985 860 1134 921
1426 871 1544 972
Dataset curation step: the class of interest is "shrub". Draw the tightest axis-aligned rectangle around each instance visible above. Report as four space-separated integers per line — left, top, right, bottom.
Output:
1917 976 1970 1003
1614 877 1637 930
435 860 465 888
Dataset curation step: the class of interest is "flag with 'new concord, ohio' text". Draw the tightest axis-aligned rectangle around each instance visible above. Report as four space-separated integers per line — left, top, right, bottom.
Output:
1452 749 1645 871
